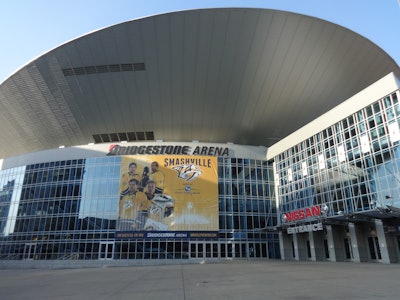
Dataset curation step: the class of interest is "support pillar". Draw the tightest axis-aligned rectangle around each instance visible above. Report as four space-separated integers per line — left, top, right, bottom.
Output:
326 225 336 262
375 219 391 264
293 233 308 261
348 222 369 262
293 233 300 261
308 231 316 261
348 223 360 262
279 231 294 260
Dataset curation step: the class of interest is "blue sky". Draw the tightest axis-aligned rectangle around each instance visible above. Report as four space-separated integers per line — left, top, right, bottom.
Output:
1 0 399 83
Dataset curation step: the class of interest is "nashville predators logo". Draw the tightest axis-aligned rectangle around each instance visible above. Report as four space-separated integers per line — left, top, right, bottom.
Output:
172 164 202 181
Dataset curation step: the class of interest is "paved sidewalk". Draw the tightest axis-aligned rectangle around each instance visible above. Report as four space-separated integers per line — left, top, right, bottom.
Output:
1 260 399 299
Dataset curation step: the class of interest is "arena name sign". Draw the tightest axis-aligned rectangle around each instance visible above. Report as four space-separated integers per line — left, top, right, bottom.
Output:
108 144 229 156
287 223 323 234
283 205 321 222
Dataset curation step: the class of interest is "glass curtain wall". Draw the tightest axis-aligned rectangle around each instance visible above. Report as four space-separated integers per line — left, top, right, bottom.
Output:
217 158 279 259
275 91 400 223
0 155 279 260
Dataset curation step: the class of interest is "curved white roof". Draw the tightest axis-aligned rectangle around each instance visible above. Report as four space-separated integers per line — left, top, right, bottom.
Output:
0 8 399 159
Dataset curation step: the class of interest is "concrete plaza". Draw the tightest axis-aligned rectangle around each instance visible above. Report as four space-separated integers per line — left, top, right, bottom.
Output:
0 260 399 299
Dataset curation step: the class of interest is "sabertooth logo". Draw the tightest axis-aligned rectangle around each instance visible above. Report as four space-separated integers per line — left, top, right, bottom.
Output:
172 164 203 181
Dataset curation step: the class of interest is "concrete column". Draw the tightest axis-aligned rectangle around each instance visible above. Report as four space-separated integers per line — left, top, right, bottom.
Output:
311 230 326 261
375 219 391 264
348 222 369 262
348 223 360 262
326 225 337 262
279 231 294 260
293 233 309 261
308 231 316 261
292 233 300 261
385 233 400 263
279 231 285 260
355 222 369 262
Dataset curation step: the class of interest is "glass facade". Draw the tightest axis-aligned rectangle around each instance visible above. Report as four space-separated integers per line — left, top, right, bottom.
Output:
0 155 279 260
275 90 400 224
218 158 278 258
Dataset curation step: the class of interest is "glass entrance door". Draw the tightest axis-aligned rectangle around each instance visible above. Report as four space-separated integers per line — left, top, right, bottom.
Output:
23 243 37 260
99 241 114 260
190 242 220 258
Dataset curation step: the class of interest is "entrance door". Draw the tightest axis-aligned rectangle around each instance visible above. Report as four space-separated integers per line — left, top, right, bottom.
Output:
190 242 204 258
99 241 114 260
344 238 353 260
220 243 234 258
368 237 382 260
23 243 37 260
190 242 220 258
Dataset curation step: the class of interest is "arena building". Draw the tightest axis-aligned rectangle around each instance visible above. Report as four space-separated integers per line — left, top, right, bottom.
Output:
1 8 400 264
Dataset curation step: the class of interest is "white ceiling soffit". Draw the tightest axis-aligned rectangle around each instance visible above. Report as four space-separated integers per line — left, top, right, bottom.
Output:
0 8 399 159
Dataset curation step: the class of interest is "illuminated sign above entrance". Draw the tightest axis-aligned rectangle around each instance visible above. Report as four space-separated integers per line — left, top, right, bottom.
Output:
282 205 322 223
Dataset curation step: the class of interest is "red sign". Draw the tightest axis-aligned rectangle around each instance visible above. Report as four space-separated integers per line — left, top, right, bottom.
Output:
284 205 321 222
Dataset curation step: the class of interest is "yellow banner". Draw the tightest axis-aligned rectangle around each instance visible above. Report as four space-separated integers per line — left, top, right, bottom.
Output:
118 155 219 231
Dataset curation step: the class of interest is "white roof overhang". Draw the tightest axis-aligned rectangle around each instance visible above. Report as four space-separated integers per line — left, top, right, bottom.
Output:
1 8 399 159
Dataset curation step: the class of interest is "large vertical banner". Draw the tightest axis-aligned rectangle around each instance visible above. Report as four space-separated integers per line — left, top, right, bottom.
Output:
116 155 218 238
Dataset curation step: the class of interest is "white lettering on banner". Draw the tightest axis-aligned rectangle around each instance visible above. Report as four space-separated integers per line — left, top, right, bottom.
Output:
287 223 323 234
108 144 230 156
147 233 176 238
